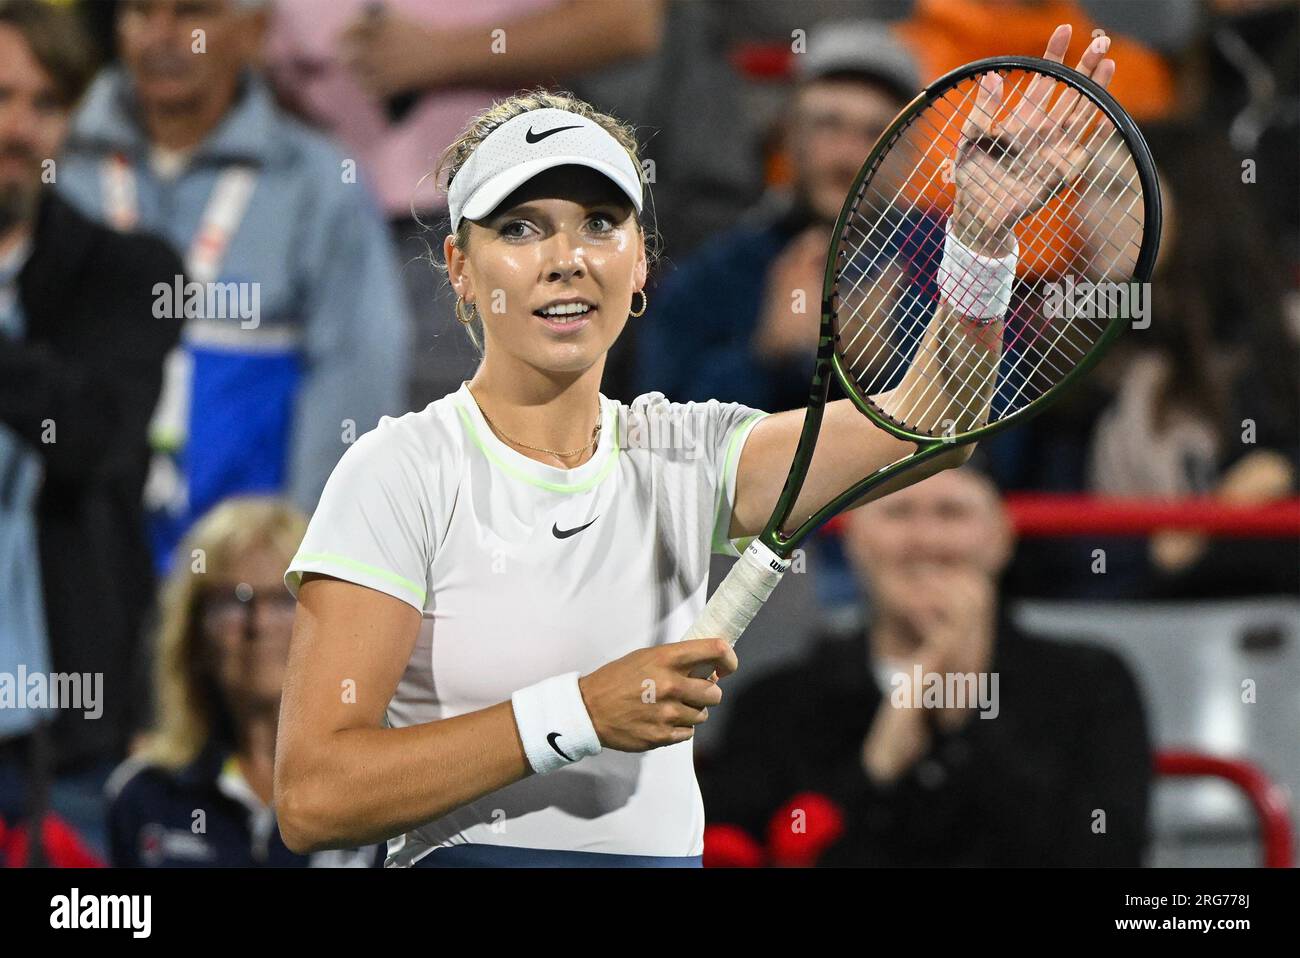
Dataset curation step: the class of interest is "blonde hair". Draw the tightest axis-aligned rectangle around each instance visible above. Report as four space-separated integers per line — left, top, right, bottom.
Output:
429 87 659 352
139 496 308 771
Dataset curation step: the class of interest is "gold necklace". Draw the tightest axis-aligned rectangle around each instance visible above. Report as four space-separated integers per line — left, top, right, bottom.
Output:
468 386 602 459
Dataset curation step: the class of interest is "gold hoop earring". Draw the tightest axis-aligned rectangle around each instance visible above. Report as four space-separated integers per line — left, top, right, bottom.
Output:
629 289 648 318
455 297 479 326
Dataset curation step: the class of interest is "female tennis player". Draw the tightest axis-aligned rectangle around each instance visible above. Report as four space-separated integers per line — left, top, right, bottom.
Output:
274 25 1116 866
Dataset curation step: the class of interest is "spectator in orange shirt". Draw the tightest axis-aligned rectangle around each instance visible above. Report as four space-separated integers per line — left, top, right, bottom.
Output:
893 0 1177 121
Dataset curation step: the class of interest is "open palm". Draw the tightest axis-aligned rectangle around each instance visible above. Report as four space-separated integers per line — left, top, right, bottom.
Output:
952 24 1118 253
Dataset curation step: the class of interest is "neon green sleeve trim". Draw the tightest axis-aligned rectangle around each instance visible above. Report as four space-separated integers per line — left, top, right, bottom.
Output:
291 552 427 605
712 411 769 555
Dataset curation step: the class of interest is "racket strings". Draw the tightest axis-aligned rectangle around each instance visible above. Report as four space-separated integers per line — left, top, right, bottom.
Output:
842 72 1138 402
893 127 1144 430
844 72 1128 316
831 66 1148 437
843 74 1126 357
837 113 1092 426
942 130 1146 423
843 118 1139 362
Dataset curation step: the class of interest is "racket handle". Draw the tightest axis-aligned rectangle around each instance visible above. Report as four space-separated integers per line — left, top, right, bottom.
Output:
681 539 791 679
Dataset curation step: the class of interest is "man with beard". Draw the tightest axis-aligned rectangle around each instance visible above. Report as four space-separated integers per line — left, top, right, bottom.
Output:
633 22 921 413
0 0 182 862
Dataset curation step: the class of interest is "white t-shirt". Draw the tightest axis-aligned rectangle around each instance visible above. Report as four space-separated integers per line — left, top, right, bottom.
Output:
285 383 768 865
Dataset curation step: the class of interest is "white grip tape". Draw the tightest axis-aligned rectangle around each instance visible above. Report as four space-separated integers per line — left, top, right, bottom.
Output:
681 539 790 678
937 224 1019 322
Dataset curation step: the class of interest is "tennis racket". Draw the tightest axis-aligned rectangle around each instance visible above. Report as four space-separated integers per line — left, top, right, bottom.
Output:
681 52 1162 675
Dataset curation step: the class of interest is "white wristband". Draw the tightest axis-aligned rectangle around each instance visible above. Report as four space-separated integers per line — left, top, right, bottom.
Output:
511 672 602 775
937 223 1019 322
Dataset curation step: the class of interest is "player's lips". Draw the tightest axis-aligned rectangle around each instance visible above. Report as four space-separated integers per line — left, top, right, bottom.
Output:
533 297 596 332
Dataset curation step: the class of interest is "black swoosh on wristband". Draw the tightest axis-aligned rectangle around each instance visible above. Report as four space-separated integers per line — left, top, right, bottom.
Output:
546 732 574 761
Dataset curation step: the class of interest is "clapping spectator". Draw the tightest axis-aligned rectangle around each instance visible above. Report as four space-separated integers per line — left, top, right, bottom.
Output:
699 465 1152 866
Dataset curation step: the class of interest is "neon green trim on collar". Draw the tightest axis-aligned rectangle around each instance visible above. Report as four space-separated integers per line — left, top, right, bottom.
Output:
455 403 620 494
292 552 427 605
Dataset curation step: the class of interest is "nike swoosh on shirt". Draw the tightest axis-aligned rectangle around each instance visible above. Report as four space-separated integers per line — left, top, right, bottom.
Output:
553 517 598 539
547 732 574 761
525 124 582 143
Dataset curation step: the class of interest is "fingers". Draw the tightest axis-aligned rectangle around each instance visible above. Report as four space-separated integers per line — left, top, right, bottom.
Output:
1061 57 1118 153
1091 57 1117 92
1041 22 1072 63
1051 33 1111 130
676 676 725 710
668 702 710 727
961 71 1003 143
1073 31 1111 76
974 72 1003 130
671 637 739 679
1019 23 1072 121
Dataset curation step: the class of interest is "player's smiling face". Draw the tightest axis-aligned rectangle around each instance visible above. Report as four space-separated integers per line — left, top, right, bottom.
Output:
449 165 646 376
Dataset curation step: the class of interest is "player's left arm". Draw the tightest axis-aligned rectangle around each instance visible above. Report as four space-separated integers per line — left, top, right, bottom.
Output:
729 399 966 541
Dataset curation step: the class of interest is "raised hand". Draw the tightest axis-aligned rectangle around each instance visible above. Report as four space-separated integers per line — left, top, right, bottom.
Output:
952 24 1118 255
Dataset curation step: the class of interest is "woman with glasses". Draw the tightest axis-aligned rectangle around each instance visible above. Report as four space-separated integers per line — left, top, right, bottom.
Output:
105 496 379 867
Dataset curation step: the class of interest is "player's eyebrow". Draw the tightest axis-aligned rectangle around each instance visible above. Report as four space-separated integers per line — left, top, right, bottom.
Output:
489 203 547 221
488 200 630 225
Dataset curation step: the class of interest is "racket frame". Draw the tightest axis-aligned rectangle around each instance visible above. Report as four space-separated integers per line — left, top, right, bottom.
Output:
756 55 1163 559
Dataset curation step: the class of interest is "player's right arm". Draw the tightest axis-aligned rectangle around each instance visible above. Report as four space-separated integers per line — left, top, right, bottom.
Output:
273 575 735 853
274 573 526 853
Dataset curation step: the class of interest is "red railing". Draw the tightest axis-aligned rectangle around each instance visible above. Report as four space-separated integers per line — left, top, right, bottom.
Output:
729 41 798 81
1155 750 1295 868
821 496 1300 538
705 753 1296 867
1004 495 1300 538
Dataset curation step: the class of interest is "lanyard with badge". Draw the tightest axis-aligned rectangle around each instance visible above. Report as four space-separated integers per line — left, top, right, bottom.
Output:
101 154 259 512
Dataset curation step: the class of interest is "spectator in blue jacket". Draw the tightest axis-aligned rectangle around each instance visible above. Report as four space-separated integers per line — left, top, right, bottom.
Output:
56 0 411 571
634 22 920 412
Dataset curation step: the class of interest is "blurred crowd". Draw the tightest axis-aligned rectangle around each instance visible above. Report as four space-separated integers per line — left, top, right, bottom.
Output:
0 0 1295 867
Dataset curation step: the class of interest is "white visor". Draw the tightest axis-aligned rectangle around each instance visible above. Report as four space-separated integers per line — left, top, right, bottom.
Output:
446 108 644 232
